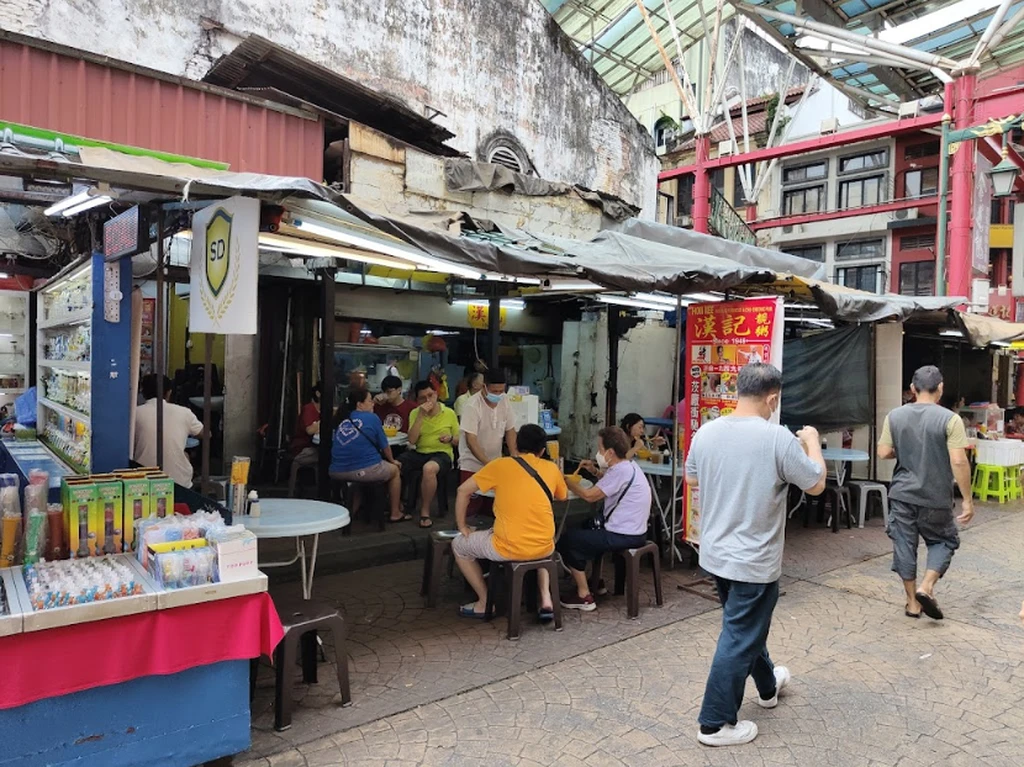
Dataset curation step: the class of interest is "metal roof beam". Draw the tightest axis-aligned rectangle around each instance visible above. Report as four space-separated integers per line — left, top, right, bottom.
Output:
984 5 1024 63
968 0 1015 68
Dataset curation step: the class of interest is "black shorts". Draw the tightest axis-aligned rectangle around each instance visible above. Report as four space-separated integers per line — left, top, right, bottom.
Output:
399 450 452 476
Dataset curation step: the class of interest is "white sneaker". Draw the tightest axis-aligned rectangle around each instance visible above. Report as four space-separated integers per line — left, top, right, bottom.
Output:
757 665 791 708
697 720 758 747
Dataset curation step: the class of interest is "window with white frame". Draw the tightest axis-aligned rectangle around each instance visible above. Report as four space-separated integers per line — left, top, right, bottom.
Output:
781 160 827 216
835 264 884 293
835 239 885 261
837 148 889 209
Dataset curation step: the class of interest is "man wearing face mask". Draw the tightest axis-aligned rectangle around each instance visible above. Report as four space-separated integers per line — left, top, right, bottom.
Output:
685 363 826 748
459 369 518 517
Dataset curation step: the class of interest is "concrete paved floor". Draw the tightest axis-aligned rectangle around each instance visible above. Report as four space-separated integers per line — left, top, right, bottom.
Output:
239 502 1024 766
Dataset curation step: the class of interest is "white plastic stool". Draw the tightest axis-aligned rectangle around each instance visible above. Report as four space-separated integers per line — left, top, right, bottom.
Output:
850 482 888 528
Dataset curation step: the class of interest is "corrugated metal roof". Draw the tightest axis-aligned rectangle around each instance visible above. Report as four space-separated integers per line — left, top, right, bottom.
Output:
203 36 460 157
0 31 324 180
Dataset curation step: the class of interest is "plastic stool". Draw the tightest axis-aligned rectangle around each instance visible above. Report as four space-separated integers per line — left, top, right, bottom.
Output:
1006 466 1023 501
420 531 456 608
485 555 563 640
589 541 664 619
262 601 352 731
850 482 889 528
973 464 1010 503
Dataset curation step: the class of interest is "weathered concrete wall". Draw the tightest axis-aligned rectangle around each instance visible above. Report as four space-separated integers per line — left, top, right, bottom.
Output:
1 0 658 214
348 127 608 238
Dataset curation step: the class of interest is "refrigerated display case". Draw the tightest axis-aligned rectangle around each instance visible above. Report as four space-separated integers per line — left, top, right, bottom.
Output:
0 290 29 409
332 343 417 402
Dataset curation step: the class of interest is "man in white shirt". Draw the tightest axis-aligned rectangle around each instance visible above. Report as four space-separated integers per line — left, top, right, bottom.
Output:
134 374 204 487
459 370 517 516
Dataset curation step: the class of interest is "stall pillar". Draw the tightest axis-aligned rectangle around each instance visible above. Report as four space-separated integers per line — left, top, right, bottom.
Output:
91 251 131 472
692 136 711 234
488 296 501 371
222 334 258 467
948 70 978 301
318 267 336 501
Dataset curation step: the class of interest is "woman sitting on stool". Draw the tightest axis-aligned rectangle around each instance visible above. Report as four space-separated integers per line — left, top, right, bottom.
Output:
561 426 652 611
330 389 408 523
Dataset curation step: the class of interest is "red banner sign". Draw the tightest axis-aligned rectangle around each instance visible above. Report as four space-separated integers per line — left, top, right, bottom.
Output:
682 297 785 544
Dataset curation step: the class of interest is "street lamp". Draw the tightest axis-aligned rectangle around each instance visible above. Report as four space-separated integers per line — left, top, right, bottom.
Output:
989 149 1021 198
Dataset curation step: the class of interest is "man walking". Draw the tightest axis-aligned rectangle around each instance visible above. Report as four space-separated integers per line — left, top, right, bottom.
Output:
877 365 973 621
685 363 826 747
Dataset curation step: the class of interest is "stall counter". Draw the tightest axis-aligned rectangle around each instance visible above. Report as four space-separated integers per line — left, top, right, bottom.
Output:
0 438 78 503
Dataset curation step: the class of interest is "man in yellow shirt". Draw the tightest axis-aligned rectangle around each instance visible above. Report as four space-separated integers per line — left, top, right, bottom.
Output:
402 381 460 528
453 424 568 620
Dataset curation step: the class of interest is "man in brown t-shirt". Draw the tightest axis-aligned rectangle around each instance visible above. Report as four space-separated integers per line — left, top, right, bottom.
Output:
878 365 973 621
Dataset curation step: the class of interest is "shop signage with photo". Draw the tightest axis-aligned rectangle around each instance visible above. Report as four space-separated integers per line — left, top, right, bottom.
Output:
189 196 259 335
682 297 785 545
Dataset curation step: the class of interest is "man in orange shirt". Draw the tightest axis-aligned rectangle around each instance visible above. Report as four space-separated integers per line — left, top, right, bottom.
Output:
452 424 567 620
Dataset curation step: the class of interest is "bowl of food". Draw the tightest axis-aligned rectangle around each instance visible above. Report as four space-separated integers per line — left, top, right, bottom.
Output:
636 447 652 460
383 426 399 438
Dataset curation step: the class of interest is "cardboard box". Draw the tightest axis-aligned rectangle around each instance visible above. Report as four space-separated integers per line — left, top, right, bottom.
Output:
120 474 151 552
149 475 175 519
212 532 259 582
64 481 97 558
95 481 124 556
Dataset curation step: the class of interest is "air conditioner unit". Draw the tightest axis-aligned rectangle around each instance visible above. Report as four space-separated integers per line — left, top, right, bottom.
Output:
898 101 921 119
893 208 919 221
820 118 839 135
675 215 693 229
718 140 735 157
782 224 803 234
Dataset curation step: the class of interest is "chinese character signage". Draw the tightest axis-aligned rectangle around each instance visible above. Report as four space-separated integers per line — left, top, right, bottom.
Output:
189 196 259 335
682 297 785 545
465 303 507 330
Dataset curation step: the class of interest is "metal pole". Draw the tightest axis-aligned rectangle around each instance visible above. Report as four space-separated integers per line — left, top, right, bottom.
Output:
155 209 165 470
201 333 212 495
948 71 979 301
274 292 292 483
488 296 501 371
605 306 620 426
669 295 683 568
318 269 336 501
936 112 952 296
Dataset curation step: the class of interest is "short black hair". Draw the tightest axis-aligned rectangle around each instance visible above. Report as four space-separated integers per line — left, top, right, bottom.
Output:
141 374 173 401
599 426 631 459
516 424 548 456
413 380 433 397
619 413 643 435
381 375 403 392
309 383 321 401
912 365 943 394
736 363 782 398
484 369 506 386
346 388 370 412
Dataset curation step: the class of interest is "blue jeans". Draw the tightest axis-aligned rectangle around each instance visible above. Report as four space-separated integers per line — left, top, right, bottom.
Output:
698 577 780 728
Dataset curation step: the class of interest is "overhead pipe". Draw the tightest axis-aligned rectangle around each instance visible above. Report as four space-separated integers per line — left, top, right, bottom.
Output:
967 0 1015 68
751 75 819 200
735 3 958 69
660 0 706 132
984 5 1024 62
803 41 933 72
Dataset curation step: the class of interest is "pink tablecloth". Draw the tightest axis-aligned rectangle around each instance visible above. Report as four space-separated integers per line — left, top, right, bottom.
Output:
0 592 284 710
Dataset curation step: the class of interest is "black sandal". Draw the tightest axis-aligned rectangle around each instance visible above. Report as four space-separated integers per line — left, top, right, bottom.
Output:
915 591 943 620
905 607 921 619
419 516 433 528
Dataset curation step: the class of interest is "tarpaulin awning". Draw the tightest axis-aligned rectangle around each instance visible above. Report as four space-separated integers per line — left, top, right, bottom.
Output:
958 312 1024 346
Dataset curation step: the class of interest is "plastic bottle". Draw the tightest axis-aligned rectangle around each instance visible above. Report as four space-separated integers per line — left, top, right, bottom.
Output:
247 490 260 518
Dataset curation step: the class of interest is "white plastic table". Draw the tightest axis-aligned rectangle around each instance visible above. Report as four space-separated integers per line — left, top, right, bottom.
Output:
790 449 869 527
313 432 407 447
639 461 685 562
189 396 224 412
238 499 350 599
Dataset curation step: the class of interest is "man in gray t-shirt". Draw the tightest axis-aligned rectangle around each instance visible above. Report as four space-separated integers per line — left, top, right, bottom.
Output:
685 363 825 748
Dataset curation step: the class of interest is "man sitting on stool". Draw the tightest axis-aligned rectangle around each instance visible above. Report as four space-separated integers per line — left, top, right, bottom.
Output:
401 381 459 528
452 424 567 621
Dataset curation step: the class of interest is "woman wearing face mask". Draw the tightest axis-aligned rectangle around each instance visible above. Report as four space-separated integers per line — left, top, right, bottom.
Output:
560 426 653 611
619 413 666 460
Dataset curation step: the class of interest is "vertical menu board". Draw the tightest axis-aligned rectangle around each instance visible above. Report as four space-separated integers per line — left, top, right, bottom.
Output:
682 297 784 544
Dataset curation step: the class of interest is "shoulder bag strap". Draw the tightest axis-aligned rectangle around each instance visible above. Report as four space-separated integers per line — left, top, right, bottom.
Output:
602 464 638 523
348 418 388 460
513 456 554 506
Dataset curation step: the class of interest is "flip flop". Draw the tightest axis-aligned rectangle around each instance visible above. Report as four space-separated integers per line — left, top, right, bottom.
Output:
419 517 434 529
538 607 554 623
389 514 413 523
915 591 944 620
458 604 487 619
905 609 921 619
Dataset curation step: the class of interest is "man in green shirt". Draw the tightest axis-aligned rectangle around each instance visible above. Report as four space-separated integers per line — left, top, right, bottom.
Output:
402 380 460 528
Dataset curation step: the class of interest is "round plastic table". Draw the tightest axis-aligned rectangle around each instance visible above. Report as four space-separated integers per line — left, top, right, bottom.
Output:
238 500 350 599
313 432 408 447
637 460 685 562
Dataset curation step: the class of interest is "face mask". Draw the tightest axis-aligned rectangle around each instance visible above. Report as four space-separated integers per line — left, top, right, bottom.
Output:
485 392 504 404
595 451 609 470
